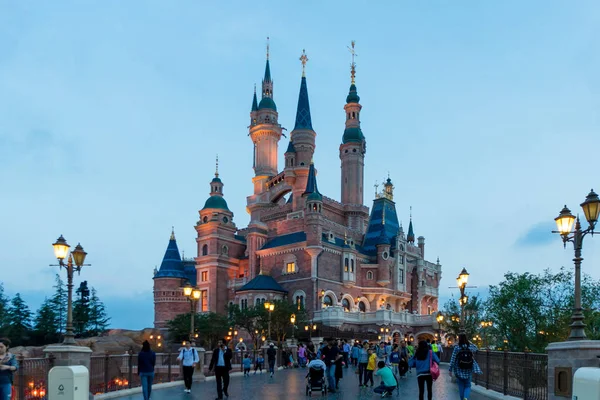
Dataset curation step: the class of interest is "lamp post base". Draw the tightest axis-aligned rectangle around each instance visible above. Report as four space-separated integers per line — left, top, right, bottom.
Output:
567 310 587 340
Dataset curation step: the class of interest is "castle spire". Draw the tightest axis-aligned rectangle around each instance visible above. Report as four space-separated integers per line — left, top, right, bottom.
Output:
293 49 313 130
215 154 219 178
251 84 258 112
170 226 175 240
407 207 415 243
262 37 272 95
348 40 357 85
303 160 320 197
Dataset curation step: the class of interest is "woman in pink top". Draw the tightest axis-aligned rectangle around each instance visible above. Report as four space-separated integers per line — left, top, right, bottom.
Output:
298 344 307 367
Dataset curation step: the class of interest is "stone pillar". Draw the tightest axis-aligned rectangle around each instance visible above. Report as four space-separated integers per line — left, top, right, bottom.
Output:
546 340 600 399
44 345 93 371
196 347 206 379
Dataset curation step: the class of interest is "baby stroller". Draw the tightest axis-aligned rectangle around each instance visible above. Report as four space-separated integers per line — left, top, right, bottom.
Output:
305 361 327 396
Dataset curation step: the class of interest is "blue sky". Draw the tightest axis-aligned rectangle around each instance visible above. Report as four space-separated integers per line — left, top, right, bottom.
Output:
1 1 599 330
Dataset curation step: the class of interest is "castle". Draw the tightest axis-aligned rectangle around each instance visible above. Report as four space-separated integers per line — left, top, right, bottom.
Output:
153 43 442 341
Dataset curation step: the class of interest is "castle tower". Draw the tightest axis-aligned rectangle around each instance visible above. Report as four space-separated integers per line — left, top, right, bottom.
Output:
249 40 283 195
290 49 316 211
340 41 366 207
153 229 190 329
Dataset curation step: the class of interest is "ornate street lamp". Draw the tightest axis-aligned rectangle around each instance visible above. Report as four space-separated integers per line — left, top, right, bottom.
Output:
435 312 444 343
456 268 470 333
553 189 600 340
183 285 201 343
264 301 275 340
52 235 90 345
290 314 296 341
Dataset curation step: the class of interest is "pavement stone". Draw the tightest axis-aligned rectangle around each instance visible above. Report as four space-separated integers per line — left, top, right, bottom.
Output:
115 365 494 400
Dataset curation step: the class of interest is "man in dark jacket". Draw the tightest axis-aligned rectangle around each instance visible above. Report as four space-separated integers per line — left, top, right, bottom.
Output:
209 339 233 400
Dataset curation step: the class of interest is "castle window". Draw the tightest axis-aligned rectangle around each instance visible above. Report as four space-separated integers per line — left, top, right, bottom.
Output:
342 298 351 311
400 245 405 252
367 271 373 280
399 269 404 284
286 262 296 274
203 216 208 223
352 148 357 153
222 245 229 255
241 299 248 309
323 295 333 308
344 258 349 272
201 271 208 282
399 255 404 264
351 259 355 272
200 290 208 312
358 301 366 312
296 295 304 310
427 306 432 315
202 244 208 256
223 216 229 223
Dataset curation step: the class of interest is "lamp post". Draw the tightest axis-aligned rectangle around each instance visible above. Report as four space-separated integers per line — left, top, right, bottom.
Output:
290 314 296 342
304 322 317 339
183 284 201 343
480 321 492 348
553 189 600 341
435 312 445 344
264 301 275 340
456 268 470 334
52 235 90 345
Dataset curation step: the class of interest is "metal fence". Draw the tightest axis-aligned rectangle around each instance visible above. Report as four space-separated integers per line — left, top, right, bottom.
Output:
13 355 52 400
89 352 183 395
441 347 548 400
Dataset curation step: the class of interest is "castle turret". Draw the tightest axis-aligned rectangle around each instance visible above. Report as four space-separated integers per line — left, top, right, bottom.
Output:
290 50 316 211
304 161 323 247
249 40 282 194
340 41 366 207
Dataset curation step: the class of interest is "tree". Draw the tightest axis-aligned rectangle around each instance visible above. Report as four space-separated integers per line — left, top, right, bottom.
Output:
72 281 91 337
87 288 110 336
440 295 484 339
32 297 60 345
267 299 307 345
6 293 33 346
51 274 67 335
0 283 9 331
227 304 267 348
167 312 229 349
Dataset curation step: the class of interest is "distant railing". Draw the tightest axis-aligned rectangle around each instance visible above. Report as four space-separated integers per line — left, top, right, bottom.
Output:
13 355 52 400
441 347 548 400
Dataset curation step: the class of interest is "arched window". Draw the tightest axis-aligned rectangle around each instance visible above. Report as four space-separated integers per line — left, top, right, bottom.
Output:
202 244 208 256
367 271 373 280
344 258 349 272
351 259 355 272
358 301 366 312
323 295 333 307
222 245 229 256
342 298 351 311
296 295 304 310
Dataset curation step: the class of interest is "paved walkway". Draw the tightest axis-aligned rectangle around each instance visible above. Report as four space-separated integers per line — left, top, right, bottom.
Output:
116 365 491 400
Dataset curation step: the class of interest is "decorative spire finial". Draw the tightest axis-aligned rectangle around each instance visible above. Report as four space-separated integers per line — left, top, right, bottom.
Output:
266 36 270 60
300 49 308 77
348 40 357 84
215 154 219 177
170 226 175 240
374 181 379 199
410 206 412 220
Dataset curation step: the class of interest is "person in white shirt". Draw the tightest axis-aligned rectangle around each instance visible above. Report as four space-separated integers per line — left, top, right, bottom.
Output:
177 341 199 393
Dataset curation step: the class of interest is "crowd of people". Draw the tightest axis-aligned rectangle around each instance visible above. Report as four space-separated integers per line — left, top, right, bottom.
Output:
135 333 480 400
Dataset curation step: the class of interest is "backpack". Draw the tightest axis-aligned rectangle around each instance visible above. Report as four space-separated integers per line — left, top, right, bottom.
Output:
457 346 474 370
390 351 400 364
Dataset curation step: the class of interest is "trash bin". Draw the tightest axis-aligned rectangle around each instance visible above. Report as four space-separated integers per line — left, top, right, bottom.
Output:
48 366 90 400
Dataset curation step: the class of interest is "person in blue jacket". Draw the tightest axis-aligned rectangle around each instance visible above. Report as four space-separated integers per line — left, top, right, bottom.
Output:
138 340 156 400
408 340 440 400
0 338 18 400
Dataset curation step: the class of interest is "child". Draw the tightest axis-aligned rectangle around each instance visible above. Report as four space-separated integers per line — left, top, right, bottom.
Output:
389 345 400 377
374 361 398 398
365 348 377 387
243 354 252 376
254 354 264 374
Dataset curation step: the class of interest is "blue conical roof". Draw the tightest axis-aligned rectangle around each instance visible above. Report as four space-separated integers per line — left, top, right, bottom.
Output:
285 140 296 154
251 88 258 112
303 162 321 200
293 77 313 130
407 219 415 243
264 59 272 82
154 233 187 279
362 198 400 255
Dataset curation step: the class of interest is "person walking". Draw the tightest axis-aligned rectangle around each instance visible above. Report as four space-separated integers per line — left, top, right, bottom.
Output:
242 354 252 376
322 339 341 393
351 341 360 367
254 352 264 374
365 347 377 387
267 343 277 377
208 339 233 400
406 341 415 374
177 341 199 394
298 344 307 367
342 340 351 368
389 344 400 377
138 340 156 400
357 343 369 387
398 342 409 378
449 334 482 400
408 340 440 400
0 338 18 400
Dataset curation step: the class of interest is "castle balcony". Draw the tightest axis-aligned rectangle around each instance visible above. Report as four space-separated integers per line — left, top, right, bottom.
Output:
313 307 434 329
227 277 248 289
421 286 439 298
265 171 286 189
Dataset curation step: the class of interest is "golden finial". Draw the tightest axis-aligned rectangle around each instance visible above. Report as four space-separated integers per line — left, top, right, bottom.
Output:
300 49 309 77
374 181 379 199
410 206 412 220
348 40 357 84
215 154 219 177
266 37 270 60
170 226 175 240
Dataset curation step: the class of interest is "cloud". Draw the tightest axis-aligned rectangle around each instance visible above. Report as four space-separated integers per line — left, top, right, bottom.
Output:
516 221 556 247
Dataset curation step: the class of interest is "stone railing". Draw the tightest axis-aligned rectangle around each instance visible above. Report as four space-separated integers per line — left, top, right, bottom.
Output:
422 286 439 297
313 307 434 327
227 277 247 289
